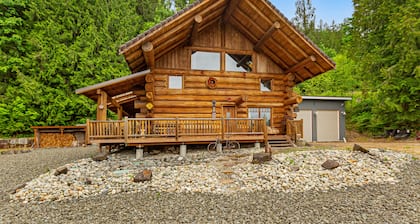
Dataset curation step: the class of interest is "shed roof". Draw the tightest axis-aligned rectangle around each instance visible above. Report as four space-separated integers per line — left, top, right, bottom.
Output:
118 0 335 82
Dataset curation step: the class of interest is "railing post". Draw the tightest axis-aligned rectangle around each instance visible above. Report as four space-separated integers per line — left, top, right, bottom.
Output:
175 117 179 141
263 119 269 153
221 117 225 140
85 119 90 145
124 117 128 143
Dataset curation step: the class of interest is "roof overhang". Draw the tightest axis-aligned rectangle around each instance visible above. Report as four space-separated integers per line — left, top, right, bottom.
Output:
75 69 150 101
302 96 352 101
118 0 335 82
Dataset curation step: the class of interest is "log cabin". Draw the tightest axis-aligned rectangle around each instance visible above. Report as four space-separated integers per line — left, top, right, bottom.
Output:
75 0 335 152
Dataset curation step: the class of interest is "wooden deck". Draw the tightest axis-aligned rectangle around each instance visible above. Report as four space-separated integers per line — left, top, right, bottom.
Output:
86 118 268 147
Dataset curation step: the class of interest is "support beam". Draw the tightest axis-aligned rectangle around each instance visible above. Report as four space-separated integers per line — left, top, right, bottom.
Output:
96 89 108 121
285 55 316 74
223 0 241 22
142 42 155 69
254 21 280 52
187 15 202 46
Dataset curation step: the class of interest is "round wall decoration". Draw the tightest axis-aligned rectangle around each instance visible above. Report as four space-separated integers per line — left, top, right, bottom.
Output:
206 77 217 89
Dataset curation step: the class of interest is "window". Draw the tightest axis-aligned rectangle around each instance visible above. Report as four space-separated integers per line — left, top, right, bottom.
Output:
248 108 271 126
260 79 272 92
168 76 183 89
225 53 252 72
191 51 220 71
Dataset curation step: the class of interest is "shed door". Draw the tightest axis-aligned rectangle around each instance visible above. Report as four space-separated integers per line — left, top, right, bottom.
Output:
296 110 313 142
316 110 339 141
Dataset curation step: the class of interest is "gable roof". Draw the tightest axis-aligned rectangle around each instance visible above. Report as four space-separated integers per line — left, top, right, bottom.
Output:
118 0 335 83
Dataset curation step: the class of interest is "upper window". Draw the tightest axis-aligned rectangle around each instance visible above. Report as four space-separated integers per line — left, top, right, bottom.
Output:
225 53 252 72
191 51 220 71
168 76 183 89
260 79 272 91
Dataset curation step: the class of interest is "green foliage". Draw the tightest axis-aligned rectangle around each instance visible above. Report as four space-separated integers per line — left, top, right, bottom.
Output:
0 0 174 137
349 0 420 133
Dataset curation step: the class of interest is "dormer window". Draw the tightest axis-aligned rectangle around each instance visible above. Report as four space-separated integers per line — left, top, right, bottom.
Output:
191 51 220 71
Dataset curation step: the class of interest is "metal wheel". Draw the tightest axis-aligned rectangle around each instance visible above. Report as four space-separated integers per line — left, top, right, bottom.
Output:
207 142 217 152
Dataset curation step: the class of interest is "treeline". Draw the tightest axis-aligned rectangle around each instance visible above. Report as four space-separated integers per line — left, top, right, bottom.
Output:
293 0 419 134
0 0 192 136
1 0 418 137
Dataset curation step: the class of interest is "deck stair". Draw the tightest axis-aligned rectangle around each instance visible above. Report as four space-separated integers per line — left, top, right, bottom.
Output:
268 135 295 148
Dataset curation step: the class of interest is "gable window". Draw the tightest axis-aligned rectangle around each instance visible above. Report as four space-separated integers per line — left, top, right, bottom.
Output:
168 75 183 89
248 108 271 126
225 53 252 72
260 79 272 92
191 51 220 71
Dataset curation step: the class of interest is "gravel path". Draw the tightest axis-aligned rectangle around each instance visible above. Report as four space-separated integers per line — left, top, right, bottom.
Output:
0 146 419 223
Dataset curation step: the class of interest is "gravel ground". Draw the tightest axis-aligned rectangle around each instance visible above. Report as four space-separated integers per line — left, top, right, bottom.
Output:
0 146 419 223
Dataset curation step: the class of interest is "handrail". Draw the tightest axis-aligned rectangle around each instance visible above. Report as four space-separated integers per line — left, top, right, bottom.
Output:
87 118 266 143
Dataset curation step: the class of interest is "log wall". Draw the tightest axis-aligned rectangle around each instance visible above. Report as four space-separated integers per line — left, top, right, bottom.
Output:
149 21 298 132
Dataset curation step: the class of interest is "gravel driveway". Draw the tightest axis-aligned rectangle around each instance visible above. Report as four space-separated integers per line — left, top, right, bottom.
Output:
0 146 419 223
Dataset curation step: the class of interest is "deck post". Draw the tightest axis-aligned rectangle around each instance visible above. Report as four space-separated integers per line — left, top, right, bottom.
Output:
124 117 128 143
175 117 179 141
254 142 260 150
216 143 223 153
180 144 187 157
136 146 144 159
85 119 90 145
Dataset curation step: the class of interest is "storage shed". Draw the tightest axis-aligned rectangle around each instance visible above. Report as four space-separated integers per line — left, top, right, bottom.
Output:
296 96 351 142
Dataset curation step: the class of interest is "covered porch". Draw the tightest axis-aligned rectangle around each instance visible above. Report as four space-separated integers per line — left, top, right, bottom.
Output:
86 117 269 151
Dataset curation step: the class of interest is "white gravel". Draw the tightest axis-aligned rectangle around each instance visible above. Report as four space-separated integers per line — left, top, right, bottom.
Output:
0 145 419 223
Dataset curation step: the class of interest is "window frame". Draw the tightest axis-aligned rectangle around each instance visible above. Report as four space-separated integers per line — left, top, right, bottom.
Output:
260 79 272 92
248 107 272 126
168 75 183 89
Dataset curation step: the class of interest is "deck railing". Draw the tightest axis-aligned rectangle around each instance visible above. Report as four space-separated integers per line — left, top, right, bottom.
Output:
86 118 267 144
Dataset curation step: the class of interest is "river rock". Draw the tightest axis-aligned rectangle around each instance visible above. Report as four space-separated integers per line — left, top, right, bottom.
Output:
134 169 152 182
353 144 369 153
54 166 68 176
252 152 272 164
92 152 108 161
321 160 340 169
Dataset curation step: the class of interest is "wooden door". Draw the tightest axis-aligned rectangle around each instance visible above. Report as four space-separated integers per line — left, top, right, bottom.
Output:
223 106 236 119
223 106 236 134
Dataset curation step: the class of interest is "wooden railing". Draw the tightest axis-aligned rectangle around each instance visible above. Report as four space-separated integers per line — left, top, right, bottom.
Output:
86 118 266 144
286 119 303 143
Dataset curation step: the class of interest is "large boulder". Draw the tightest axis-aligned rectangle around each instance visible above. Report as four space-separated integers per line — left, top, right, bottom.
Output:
252 152 272 164
133 169 153 183
92 152 108 161
321 159 340 169
353 144 369 153
54 166 68 176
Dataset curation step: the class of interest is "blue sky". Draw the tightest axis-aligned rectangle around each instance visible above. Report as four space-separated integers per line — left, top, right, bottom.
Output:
271 0 354 24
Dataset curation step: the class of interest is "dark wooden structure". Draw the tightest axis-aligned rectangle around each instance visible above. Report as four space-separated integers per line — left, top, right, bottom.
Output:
76 0 334 150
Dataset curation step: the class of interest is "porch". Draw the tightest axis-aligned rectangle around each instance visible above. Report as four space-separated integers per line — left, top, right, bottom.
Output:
86 118 270 150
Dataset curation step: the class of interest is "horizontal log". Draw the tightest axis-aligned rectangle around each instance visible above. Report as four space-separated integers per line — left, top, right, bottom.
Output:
153 69 288 78
153 94 286 103
184 81 258 90
145 83 154 92
153 107 219 114
146 92 153 101
155 88 286 97
152 113 213 118
145 74 154 83
134 100 146 109
134 90 146 96
284 95 303 105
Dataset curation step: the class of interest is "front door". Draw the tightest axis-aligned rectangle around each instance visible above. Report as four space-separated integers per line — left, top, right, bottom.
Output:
223 106 236 133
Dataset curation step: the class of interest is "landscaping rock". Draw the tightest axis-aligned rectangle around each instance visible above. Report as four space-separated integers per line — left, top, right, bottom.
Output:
353 144 369 153
321 159 340 169
134 169 152 182
92 152 108 161
252 152 272 164
10 183 26 194
54 166 68 176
